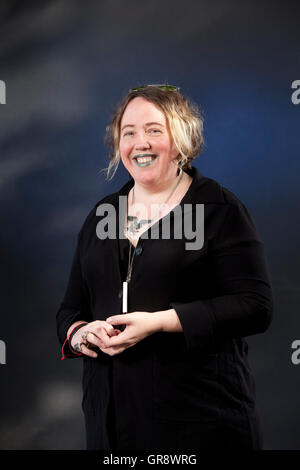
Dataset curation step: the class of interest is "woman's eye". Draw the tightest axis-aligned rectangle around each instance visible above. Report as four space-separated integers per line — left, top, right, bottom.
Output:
148 129 161 134
123 129 161 137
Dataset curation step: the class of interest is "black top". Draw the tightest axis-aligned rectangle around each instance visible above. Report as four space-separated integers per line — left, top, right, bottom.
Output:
118 235 131 282
56 166 273 450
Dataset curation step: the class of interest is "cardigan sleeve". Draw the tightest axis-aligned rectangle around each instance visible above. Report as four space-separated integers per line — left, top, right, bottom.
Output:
170 201 273 351
56 228 92 359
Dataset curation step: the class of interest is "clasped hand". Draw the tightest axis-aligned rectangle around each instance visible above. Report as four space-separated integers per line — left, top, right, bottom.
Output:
73 312 160 358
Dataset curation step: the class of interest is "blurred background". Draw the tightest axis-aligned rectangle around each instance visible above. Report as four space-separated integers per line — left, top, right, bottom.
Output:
0 0 299 450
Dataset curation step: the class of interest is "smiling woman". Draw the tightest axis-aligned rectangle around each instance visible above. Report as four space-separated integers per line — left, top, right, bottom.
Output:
56 84 273 451
119 98 180 187
104 85 204 181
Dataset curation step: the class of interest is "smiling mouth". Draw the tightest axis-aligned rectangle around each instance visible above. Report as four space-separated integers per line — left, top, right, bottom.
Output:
133 154 158 167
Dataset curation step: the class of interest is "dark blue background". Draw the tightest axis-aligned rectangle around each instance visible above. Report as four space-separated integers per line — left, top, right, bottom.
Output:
0 0 299 449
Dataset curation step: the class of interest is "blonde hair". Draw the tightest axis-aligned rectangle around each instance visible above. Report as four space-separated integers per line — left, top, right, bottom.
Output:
103 85 204 180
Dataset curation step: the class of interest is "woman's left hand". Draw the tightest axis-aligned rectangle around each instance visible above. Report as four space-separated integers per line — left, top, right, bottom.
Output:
99 311 162 356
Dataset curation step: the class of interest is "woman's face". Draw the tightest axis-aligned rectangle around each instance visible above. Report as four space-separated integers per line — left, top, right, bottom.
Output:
119 97 179 187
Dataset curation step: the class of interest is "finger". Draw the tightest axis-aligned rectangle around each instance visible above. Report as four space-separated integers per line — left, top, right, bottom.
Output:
102 333 129 348
87 322 115 337
84 326 110 345
86 332 105 349
97 324 120 338
106 315 131 326
99 326 121 343
107 327 120 337
93 328 121 347
81 343 97 358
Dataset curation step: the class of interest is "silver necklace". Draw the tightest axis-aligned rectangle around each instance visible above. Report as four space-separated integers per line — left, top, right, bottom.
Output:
126 168 183 236
122 168 183 314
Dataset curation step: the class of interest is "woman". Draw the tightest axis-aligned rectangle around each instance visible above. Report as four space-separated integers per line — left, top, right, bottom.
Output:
56 84 273 451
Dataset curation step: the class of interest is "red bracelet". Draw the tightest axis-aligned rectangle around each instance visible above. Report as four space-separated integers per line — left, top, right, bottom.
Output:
61 322 88 361
69 322 88 351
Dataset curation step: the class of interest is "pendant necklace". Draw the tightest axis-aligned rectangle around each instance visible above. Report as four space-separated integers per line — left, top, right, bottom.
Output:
122 168 183 313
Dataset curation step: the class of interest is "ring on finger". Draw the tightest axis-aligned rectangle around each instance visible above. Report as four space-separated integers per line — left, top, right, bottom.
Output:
81 330 90 342
81 330 92 349
73 342 83 353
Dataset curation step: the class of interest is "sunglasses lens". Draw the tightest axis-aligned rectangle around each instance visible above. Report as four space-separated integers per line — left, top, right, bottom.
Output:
160 86 178 91
130 85 179 92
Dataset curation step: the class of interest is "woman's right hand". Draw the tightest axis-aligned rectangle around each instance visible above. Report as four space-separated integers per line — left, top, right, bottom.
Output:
70 320 121 358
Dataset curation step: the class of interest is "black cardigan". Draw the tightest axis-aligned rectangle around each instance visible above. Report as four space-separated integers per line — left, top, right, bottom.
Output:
56 166 273 450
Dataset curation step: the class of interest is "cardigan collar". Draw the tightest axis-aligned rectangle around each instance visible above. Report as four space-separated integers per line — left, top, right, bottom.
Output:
99 166 225 273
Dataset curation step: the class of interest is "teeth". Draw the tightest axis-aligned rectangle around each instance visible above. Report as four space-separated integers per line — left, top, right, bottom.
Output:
137 157 152 163
135 155 156 163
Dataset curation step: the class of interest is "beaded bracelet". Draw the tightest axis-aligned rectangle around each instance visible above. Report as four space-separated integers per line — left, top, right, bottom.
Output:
68 322 88 353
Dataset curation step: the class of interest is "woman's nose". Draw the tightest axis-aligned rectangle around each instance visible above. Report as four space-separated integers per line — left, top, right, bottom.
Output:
135 141 151 150
134 132 151 149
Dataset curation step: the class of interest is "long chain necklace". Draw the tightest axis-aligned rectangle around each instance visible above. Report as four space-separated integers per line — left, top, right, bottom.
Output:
122 168 183 314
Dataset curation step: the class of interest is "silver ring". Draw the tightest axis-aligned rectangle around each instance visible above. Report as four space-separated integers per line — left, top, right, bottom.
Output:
73 342 83 353
81 330 89 341
81 330 91 348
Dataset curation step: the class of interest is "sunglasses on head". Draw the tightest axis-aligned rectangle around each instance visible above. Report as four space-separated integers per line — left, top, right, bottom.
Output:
129 84 180 92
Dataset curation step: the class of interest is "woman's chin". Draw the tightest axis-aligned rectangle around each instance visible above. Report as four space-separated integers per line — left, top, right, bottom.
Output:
132 167 159 185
